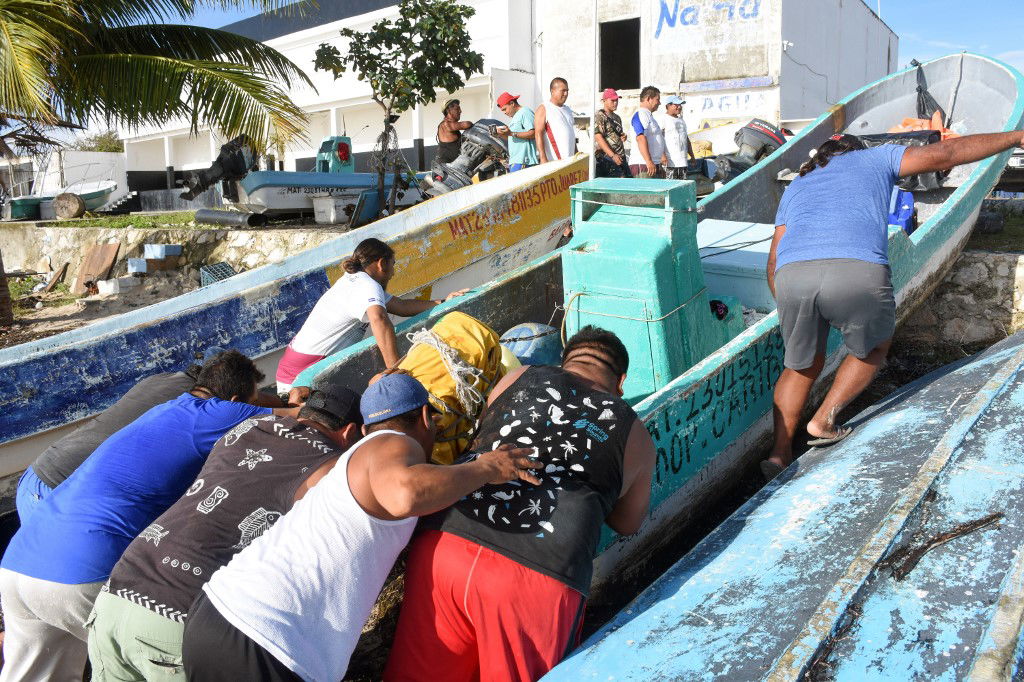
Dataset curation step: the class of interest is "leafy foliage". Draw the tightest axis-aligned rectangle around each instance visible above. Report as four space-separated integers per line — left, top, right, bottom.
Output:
69 130 123 152
313 0 483 116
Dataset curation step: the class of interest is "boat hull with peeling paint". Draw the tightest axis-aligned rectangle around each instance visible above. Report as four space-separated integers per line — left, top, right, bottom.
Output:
545 330 1024 681
0 156 589 475
294 54 1023 608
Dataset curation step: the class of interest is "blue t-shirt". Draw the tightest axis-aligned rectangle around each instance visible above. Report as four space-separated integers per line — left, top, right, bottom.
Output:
774 144 906 271
2 394 271 584
509 106 539 166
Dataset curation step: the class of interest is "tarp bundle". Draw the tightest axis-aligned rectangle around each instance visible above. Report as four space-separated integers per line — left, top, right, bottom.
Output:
398 311 505 465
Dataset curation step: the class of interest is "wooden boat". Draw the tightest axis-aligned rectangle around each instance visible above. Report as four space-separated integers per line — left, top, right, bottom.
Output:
293 53 1024 605
545 330 1024 681
0 155 588 478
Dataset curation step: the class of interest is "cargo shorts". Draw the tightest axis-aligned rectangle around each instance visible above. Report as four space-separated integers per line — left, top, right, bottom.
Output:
775 258 895 370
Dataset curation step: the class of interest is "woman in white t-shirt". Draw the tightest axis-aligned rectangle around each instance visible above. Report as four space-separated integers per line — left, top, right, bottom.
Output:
275 238 465 392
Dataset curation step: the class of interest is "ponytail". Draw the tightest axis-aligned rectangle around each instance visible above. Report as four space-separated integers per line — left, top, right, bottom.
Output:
799 133 866 177
343 237 395 274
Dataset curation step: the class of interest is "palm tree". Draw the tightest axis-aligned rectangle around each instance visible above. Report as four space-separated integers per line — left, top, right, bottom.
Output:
0 0 315 325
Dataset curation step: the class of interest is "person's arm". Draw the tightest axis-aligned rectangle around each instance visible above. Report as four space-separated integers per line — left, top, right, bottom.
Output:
687 135 696 161
604 419 656 536
252 391 287 408
899 131 1024 177
272 405 303 418
637 135 654 173
366 305 400 368
767 224 785 299
440 119 473 134
294 456 340 502
369 439 541 518
534 104 548 164
385 288 468 317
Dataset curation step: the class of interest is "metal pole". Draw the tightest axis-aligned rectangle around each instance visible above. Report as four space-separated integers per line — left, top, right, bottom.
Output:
588 0 599 180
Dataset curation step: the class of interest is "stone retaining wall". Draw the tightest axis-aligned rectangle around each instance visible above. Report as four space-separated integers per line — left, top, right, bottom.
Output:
899 251 1024 351
0 223 347 281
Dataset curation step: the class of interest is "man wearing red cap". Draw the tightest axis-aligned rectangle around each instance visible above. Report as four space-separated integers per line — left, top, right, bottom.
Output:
593 88 630 178
496 92 538 171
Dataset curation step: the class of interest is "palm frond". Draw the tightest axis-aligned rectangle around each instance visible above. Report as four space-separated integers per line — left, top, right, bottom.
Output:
84 24 314 90
79 0 316 27
0 0 83 120
57 54 306 149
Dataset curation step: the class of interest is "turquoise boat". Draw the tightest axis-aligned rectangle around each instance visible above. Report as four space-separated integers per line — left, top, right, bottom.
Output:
294 53 1024 602
4 179 117 220
545 329 1024 681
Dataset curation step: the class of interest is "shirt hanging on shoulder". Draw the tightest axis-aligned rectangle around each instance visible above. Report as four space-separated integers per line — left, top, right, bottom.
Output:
290 271 393 357
107 415 340 623
627 109 666 167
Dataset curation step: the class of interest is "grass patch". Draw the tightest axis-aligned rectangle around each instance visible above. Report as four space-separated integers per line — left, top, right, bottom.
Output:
9 276 78 318
966 215 1024 253
46 211 196 230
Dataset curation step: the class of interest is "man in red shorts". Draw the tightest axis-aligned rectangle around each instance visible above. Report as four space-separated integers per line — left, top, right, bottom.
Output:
385 326 656 681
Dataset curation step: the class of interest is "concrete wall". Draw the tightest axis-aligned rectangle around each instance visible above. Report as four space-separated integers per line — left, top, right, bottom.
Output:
779 0 898 120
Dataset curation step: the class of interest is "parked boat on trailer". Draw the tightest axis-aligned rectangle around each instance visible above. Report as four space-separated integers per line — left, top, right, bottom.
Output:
295 53 1024 605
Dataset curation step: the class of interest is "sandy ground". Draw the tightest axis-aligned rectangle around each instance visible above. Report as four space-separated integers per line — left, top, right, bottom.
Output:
1 271 199 349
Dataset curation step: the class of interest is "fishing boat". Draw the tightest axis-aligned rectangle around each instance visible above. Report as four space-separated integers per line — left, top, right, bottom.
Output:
545 330 1024 681
0 155 589 478
292 53 1024 605
5 179 118 220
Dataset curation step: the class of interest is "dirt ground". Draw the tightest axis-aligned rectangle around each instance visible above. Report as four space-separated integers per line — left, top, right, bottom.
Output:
1 270 199 349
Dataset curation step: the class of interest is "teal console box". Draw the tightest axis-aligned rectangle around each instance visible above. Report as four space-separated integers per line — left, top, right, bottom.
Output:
315 136 356 174
563 179 743 403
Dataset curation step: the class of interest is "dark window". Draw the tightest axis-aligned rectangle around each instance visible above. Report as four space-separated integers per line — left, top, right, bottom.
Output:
600 18 640 91
294 156 316 172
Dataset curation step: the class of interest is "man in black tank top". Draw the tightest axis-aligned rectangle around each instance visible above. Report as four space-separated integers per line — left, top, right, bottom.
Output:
385 327 656 682
436 98 472 164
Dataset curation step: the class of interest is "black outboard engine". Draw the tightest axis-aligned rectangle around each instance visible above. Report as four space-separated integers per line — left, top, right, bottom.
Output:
713 119 788 183
180 135 258 201
422 119 509 197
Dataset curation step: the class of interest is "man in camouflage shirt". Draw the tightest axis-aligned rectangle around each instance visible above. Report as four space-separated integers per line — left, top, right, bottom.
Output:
593 88 631 178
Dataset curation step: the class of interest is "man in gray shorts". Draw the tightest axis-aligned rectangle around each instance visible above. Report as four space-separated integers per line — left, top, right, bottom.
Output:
763 129 1024 480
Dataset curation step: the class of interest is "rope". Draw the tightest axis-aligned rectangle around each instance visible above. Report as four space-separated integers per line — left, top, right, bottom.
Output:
699 236 773 259
560 286 708 345
405 329 486 417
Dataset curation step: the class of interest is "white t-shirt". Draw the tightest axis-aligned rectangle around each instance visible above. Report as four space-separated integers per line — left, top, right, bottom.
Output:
627 108 666 167
656 112 690 168
290 271 393 356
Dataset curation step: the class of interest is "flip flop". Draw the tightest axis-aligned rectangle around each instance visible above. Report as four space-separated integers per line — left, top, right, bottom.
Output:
806 426 853 448
760 459 785 482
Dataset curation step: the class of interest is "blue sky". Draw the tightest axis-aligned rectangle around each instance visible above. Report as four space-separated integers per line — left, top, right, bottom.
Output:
192 1 1024 74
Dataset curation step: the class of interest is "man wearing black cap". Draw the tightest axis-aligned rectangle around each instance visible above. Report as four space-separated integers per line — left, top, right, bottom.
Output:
87 385 364 680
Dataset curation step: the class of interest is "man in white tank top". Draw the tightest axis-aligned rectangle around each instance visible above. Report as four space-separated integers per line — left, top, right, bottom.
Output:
534 77 577 163
181 374 540 682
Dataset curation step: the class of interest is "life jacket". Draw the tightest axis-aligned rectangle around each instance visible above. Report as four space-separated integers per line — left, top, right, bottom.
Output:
397 311 505 464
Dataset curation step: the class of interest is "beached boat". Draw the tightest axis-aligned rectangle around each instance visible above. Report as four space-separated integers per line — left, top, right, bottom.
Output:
293 53 1023 604
545 330 1024 681
231 170 423 220
0 155 588 476
5 179 118 220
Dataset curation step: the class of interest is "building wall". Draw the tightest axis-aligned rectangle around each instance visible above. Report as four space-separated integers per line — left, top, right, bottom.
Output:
779 0 897 120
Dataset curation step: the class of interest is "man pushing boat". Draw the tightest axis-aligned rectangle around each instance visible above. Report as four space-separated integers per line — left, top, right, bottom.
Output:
763 128 1024 480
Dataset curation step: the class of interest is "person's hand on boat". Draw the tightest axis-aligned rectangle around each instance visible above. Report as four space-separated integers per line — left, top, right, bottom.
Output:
287 386 310 407
443 288 470 302
475 444 542 485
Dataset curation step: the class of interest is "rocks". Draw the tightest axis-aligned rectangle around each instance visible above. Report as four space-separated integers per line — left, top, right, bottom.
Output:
974 211 1006 235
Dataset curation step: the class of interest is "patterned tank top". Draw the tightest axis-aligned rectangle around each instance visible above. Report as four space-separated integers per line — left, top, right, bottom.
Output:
428 365 636 594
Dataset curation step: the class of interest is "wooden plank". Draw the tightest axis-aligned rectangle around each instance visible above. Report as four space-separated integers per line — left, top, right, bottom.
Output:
42 262 69 293
72 243 119 295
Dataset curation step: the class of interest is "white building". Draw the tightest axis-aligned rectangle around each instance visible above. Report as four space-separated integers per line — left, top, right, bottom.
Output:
120 0 897 188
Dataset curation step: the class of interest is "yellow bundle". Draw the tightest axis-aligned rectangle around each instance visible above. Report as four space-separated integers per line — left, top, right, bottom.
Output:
398 311 505 464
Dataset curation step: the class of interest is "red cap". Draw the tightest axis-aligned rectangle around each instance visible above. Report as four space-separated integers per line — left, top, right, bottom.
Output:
601 88 620 100
496 92 520 107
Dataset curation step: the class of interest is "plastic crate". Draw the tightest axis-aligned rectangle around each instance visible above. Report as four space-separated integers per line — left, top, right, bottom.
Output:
200 262 236 287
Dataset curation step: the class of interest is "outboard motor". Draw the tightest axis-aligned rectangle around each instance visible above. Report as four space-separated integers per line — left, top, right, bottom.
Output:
713 119 788 183
180 135 258 201
422 119 509 197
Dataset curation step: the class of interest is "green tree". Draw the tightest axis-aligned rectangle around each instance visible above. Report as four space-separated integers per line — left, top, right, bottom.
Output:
69 130 124 153
0 0 314 326
313 0 484 214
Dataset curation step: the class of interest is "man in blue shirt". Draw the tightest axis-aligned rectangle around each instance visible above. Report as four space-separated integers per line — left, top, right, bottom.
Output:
0 350 299 682
496 92 539 172
763 129 1024 480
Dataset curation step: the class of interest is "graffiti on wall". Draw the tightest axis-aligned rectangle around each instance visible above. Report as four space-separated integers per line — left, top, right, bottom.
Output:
655 0 762 39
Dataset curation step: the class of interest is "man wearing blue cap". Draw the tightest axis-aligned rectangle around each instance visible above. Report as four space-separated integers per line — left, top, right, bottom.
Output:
182 373 540 682
0 350 299 682
657 94 695 180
